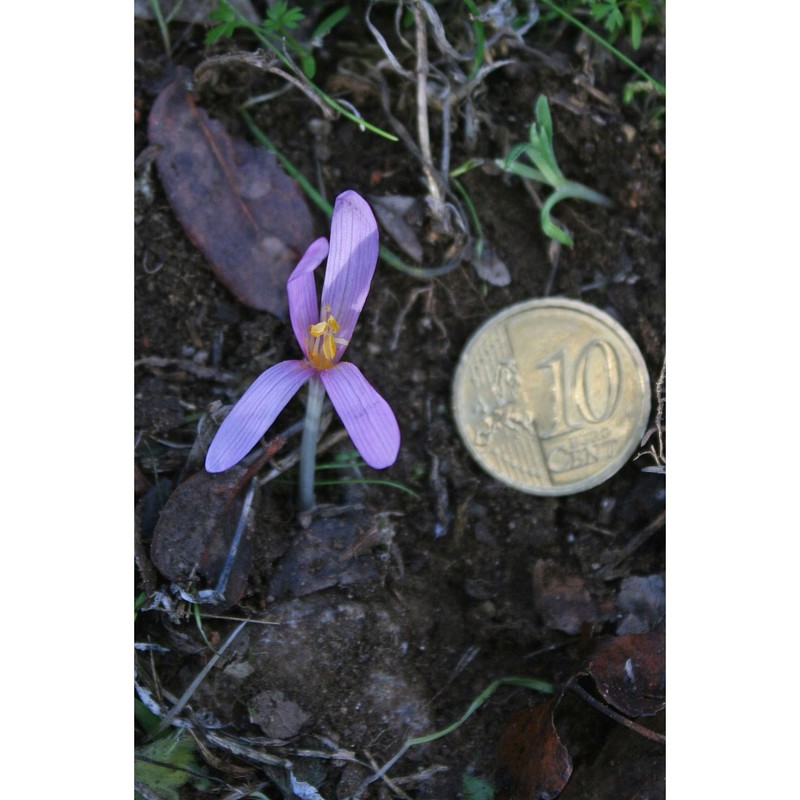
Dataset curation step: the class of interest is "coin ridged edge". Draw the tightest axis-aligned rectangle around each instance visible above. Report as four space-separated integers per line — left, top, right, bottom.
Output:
452 298 652 496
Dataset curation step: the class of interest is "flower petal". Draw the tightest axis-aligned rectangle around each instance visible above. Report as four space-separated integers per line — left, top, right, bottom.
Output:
320 191 379 352
287 237 329 354
320 362 400 469
206 360 313 472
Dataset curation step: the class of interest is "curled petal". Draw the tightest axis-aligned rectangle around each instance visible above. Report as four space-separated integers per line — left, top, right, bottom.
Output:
205 360 313 472
320 362 400 469
287 237 329 354
320 191 379 351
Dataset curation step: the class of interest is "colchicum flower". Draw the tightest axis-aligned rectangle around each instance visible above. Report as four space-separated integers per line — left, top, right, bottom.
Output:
205 191 400 474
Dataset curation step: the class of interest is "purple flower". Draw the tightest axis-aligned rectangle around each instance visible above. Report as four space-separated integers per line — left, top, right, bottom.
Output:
206 191 400 473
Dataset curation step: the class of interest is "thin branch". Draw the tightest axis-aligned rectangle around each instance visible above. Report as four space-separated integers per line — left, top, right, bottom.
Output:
151 619 249 737
567 680 666 745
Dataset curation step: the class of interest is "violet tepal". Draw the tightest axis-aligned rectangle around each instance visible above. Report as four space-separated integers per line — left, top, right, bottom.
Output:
205 190 401 473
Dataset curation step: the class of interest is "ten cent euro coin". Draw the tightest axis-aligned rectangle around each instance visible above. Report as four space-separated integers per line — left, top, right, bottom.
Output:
452 298 651 495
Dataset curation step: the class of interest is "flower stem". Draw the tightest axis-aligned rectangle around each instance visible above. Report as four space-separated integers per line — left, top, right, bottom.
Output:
298 376 326 511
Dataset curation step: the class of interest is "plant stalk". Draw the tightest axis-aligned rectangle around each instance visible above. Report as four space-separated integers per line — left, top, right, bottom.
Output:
412 1 444 205
298 376 326 511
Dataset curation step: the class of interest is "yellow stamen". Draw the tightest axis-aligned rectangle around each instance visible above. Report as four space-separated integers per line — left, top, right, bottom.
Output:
307 311 348 370
322 332 336 361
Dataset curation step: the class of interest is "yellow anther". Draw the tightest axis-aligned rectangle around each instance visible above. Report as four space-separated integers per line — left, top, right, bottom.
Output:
306 312 348 370
323 332 336 361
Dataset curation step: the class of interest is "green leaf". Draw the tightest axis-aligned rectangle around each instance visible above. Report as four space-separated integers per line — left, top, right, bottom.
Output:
541 194 574 247
496 157 547 183
134 698 162 735
630 13 642 49
463 774 495 800
300 49 316 79
534 94 553 141
282 7 306 30
267 0 305 31
209 0 235 24
206 2 239 43
208 0 236 21
622 82 635 104
609 7 624 32
462 0 486 80
523 97 564 188
135 732 210 800
503 142 531 168
312 6 350 40
589 3 611 24
205 22 236 44
267 0 287 21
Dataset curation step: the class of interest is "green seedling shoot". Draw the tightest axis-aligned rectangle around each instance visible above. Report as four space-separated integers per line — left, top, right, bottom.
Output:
497 94 612 247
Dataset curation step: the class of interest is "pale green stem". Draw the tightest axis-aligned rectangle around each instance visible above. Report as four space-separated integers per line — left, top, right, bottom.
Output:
299 376 326 511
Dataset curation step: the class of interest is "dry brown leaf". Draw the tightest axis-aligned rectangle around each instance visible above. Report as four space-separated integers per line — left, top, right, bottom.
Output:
148 68 315 316
582 632 665 717
150 466 256 608
370 195 424 263
495 696 572 800
470 245 511 287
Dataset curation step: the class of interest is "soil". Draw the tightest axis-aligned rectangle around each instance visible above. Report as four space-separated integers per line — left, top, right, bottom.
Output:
135 4 665 799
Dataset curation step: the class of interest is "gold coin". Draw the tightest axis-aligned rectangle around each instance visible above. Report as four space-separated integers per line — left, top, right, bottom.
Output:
453 298 651 495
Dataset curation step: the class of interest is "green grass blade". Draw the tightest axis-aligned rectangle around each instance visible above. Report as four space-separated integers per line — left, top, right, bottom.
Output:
314 478 421 498
359 676 554 791
538 0 664 93
312 6 350 40
462 0 486 80
452 177 484 259
241 111 333 216
149 0 171 53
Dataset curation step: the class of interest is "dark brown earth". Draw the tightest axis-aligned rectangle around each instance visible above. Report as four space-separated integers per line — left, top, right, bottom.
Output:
135 4 665 798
